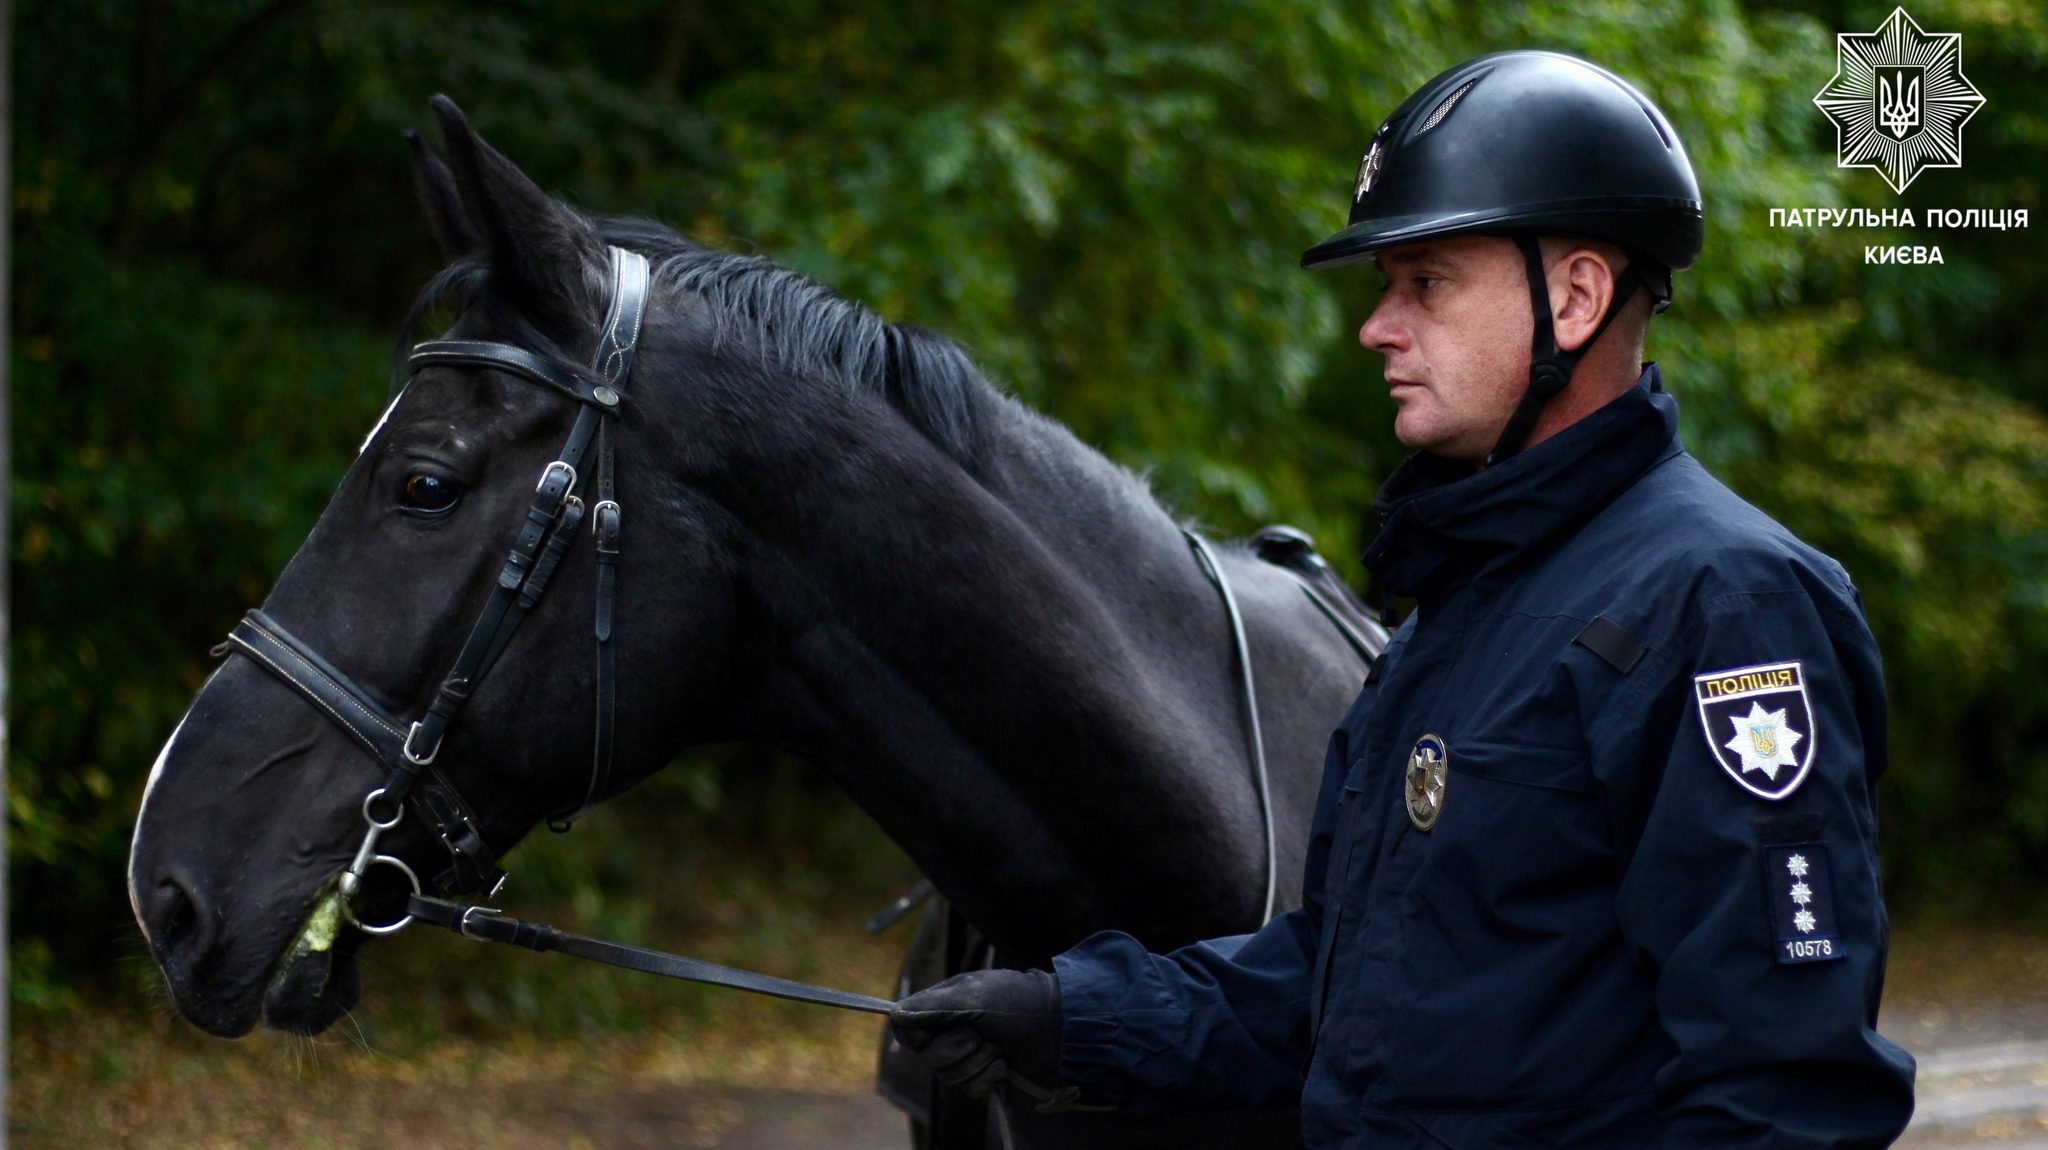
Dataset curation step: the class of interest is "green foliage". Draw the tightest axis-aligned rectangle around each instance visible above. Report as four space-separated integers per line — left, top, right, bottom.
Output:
11 0 2047 993
1710 309 2048 898
10 227 397 965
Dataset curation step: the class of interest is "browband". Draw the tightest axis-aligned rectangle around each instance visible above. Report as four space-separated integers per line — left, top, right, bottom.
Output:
406 246 652 413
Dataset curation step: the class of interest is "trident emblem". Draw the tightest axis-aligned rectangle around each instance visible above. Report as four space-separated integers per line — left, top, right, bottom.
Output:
1750 720 1778 757
1878 66 1921 139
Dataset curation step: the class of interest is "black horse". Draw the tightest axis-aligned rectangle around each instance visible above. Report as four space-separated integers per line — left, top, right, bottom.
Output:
128 99 1374 1148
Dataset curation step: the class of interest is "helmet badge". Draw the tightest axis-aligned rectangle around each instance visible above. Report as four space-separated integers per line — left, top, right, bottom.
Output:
1354 128 1388 203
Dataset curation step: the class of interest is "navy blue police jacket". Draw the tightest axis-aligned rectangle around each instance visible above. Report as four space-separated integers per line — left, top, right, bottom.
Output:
1052 367 1916 1147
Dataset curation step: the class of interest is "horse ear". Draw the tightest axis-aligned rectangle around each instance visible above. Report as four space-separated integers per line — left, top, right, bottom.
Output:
429 95 605 329
407 130 481 261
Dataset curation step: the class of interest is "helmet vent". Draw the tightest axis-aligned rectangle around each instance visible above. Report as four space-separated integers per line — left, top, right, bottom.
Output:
1418 79 1480 135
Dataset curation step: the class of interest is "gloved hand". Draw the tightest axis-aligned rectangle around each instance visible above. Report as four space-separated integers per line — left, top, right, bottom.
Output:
890 968 1100 1110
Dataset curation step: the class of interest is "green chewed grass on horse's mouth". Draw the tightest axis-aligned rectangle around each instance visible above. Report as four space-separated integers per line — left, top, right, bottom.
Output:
282 880 346 963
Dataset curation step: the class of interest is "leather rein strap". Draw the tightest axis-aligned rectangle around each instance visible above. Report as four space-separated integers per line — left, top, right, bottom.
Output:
406 893 894 1015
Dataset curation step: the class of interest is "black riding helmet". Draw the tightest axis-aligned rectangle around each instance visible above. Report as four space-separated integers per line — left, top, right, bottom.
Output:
1303 51 1703 464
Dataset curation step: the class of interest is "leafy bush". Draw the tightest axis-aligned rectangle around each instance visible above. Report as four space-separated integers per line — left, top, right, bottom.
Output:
13 0 2045 993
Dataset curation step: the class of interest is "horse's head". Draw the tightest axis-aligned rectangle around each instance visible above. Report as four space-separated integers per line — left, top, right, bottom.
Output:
127 99 742 1037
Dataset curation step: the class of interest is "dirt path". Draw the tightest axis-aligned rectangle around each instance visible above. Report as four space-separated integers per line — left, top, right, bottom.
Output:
15 1013 2047 1148
447 1087 908 1150
1891 999 2048 1148
17 918 2043 1148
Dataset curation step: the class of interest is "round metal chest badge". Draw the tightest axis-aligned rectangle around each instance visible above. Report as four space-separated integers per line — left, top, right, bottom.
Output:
1405 734 1449 831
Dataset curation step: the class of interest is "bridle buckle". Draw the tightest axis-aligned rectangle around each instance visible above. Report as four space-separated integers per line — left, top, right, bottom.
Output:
537 459 577 495
459 904 501 940
403 720 441 766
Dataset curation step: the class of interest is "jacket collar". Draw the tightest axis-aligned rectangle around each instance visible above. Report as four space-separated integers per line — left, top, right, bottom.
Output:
1362 364 1680 598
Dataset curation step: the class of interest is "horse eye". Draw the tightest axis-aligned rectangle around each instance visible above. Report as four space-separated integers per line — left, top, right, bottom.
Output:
400 473 462 514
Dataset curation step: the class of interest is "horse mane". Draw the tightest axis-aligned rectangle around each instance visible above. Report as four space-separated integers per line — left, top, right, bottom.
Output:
393 213 1001 468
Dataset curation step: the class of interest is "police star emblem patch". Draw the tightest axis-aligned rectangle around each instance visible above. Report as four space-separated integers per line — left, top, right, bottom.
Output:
1694 661 1816 800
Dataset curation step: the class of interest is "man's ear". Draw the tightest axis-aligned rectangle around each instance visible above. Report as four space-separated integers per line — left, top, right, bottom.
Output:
1547 246 1620 354
429 95 606 332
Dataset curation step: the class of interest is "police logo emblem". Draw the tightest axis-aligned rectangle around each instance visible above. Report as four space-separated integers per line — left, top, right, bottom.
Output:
1813 8 1985 193
1405 733 1448 831
1694 661 1816 800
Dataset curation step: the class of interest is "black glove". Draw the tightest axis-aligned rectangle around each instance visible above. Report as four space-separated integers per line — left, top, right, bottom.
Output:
890 968 1103 1110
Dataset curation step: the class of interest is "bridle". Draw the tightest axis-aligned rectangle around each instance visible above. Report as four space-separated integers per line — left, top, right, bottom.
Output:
224 244 650 932
216 241 898 1013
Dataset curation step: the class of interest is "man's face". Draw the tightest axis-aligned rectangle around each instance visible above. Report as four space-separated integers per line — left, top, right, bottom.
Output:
1359 235 1534 464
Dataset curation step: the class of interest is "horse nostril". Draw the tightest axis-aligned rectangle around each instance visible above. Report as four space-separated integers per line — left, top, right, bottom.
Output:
146 870 214 959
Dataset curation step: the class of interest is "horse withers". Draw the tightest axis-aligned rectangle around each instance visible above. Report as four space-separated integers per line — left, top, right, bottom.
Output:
127 97 1377 1149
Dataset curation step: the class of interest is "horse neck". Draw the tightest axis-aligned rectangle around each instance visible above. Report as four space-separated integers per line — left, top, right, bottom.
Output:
684 380 1267 962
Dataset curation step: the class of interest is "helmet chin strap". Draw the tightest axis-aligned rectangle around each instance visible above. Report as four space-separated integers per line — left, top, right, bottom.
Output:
1484 235 1642 467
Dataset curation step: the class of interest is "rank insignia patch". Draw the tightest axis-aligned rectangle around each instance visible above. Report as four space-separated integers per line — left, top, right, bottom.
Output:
1694 661 1815 801
1764 843 1843 964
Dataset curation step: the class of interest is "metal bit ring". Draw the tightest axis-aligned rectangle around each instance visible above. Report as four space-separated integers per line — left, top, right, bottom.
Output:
341 854 423 936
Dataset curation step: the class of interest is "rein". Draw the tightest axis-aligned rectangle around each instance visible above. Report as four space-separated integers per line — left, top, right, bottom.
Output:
221 244 1384 1017
404 892 894 1014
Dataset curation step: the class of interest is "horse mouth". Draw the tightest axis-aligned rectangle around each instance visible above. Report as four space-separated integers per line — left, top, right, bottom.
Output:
152 888 364 1038
262 944 361 1035
259 882 363 1036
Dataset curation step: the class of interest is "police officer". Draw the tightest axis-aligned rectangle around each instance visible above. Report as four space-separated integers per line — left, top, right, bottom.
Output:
891 50 1917 1146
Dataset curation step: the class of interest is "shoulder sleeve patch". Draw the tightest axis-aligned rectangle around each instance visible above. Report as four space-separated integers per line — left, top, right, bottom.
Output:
1763 842 1843 964
1694 661 1816 801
